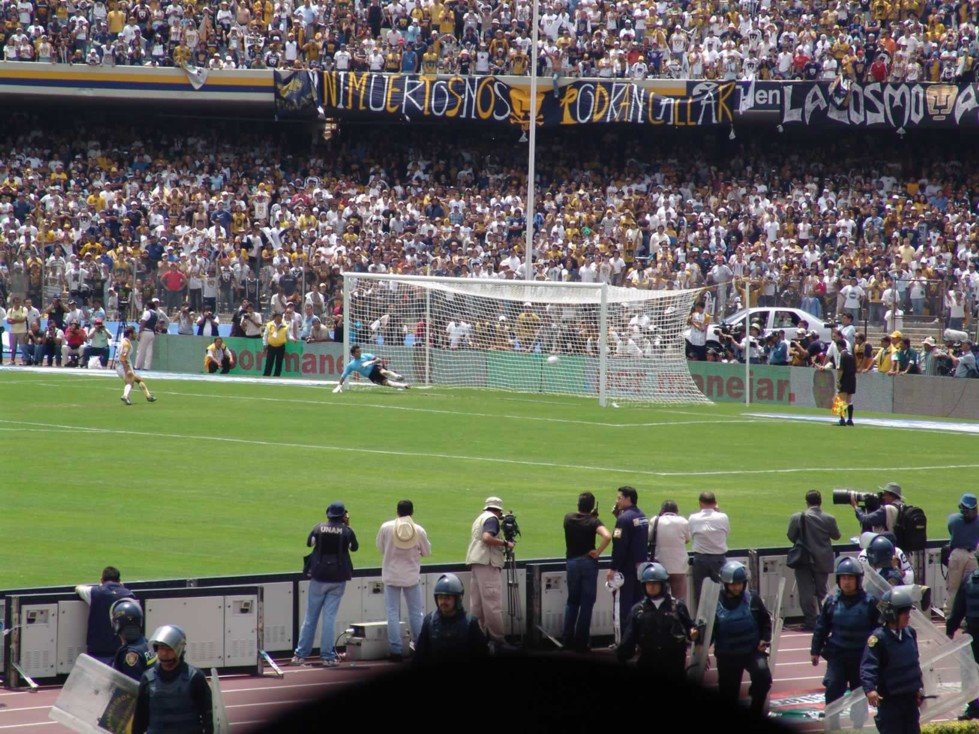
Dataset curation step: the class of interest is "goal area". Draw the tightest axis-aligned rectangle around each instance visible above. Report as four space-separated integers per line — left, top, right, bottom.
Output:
342 273 709 406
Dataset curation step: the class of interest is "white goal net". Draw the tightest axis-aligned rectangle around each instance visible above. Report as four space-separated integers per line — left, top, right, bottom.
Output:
342 273 709 405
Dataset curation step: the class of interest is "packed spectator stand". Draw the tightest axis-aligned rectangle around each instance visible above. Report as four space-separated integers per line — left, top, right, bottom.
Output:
2 0 979 82
0 109 976 372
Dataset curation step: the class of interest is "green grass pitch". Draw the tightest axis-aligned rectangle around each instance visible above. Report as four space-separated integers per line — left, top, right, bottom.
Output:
1 370 972 589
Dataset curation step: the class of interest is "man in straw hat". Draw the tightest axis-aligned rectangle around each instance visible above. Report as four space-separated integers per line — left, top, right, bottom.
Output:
376 500 432 662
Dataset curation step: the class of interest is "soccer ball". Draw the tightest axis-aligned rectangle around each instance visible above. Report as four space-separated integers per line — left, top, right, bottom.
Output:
546 355 560 364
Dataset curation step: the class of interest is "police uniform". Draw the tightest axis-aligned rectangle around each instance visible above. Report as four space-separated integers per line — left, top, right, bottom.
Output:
114 637 155 682
610 505 648 638
616 593 694 676
946 568 979 717
860 625 922 734
133 659 214 734
713 590 773 717
413 605 488 664
811 588 879 726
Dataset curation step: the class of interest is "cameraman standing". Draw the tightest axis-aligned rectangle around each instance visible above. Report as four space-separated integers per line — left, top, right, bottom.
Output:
851 483 903 534
465 496 513 650
946 494 979 616
196 310 221 337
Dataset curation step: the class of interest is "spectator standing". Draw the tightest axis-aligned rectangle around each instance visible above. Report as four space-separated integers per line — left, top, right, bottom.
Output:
75 566 135 665
811 558 879 731
376 500 432 662
4 295 27 365
787 490 841 631
688 491 730 610
860 589 923 734
607 486 648 639
945 494 979 616
686 300 708 360
562 491 611 652
413 573 488 665
293 502 358 667
464 496 513 650
262 311 289 377
649 499 691 604
133 625 213 734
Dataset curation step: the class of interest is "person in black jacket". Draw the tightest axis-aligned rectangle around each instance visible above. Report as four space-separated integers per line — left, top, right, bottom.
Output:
616 562 697 677
292 502 359 667
414 573 488 664
75 566 135 665
836 335 857 426
110 599 155 682
133 625 213 734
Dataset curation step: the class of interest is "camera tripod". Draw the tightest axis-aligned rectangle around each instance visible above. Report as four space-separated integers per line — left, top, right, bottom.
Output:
503 544 522 644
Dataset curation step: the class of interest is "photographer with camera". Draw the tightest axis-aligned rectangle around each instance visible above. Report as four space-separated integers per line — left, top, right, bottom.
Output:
82 318 112 368
952 339 979 378
176 303 196 336
464 496 514 651
196 310 221 337
562 491 612 652
293 502 358 667
945 494 979 616
850 483 903 535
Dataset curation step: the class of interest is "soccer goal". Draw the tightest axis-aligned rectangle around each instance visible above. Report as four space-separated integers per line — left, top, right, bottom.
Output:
342 273 709 406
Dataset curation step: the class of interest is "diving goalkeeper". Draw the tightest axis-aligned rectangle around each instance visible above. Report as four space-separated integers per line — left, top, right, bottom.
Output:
334 344 410 393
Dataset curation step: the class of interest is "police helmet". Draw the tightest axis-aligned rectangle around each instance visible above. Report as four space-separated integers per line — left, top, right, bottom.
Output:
866 535 896 568
149 625 187 659
433 573 464 598
878 587 914 624
835 557 864 582
639 562 669 584
719 560 748 585
109 598 143 636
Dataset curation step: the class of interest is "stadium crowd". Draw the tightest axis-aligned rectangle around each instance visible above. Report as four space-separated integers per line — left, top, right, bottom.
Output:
1 0 979 81
0 112 977 372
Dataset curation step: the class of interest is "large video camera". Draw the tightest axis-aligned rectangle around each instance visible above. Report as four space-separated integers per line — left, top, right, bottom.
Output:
832 489 882 512
501 511 520 544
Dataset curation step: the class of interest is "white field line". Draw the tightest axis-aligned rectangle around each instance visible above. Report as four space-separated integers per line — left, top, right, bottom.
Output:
2 419 978 478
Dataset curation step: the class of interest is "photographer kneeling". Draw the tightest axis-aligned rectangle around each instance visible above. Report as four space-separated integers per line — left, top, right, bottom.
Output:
204 337 236 375
82 318 112 368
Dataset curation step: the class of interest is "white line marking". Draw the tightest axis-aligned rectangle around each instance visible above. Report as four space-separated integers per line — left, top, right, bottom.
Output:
0 722 59 730
221 681 349 694
750 412 979 434
227 699 306 709
4 418 976 478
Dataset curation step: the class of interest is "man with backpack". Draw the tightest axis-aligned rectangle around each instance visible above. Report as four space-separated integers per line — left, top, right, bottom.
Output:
851 483 903 535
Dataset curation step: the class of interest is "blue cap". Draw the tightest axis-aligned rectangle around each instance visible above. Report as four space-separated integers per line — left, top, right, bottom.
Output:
961 494 978 510
327 502 347 519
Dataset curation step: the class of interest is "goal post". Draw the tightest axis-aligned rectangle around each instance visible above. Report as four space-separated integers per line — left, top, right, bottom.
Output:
341 273 709 406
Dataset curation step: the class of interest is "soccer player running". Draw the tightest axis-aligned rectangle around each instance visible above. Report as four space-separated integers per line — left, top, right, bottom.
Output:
334 344 409 393
117 326 156 405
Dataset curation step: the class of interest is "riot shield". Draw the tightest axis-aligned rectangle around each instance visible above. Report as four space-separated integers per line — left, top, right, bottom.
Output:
211 668 230 734
48 654 138 734
766 577 786 673
687 578 721 685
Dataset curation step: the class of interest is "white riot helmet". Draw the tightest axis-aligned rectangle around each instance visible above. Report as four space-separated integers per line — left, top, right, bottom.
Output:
149 625 187 658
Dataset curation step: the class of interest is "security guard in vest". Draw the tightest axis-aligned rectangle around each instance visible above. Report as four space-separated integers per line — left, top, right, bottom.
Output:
866 535 903 585
111 599 156 682
811 557 880 729
616 562 697 677
464 496 513 650
413 573 488 664
712 560 773 718
75 566 135 665
860 588 923 734
133 625 214 734
946 550 979 720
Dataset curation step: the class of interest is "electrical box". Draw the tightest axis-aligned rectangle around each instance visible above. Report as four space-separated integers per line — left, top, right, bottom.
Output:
345 621 409 661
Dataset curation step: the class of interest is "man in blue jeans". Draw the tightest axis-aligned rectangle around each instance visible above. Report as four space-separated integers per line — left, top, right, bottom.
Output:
562 491 611 651
293 502 359 667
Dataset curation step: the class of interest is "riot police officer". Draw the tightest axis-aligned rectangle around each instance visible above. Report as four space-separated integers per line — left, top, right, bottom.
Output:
860 587 923 734
946 550 979 720
811 557 880 729
133 625 214 734
616 562 697 677
712 560 773 718
865 535 903 585
110 599 155 682
414 573 488 664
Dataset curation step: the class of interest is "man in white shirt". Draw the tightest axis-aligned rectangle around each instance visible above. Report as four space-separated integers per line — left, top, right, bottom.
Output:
376 500 432 662
688 491 731 609
649 499 692 604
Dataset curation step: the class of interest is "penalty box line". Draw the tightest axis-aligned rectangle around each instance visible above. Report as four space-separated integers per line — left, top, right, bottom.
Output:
1 419 977 479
